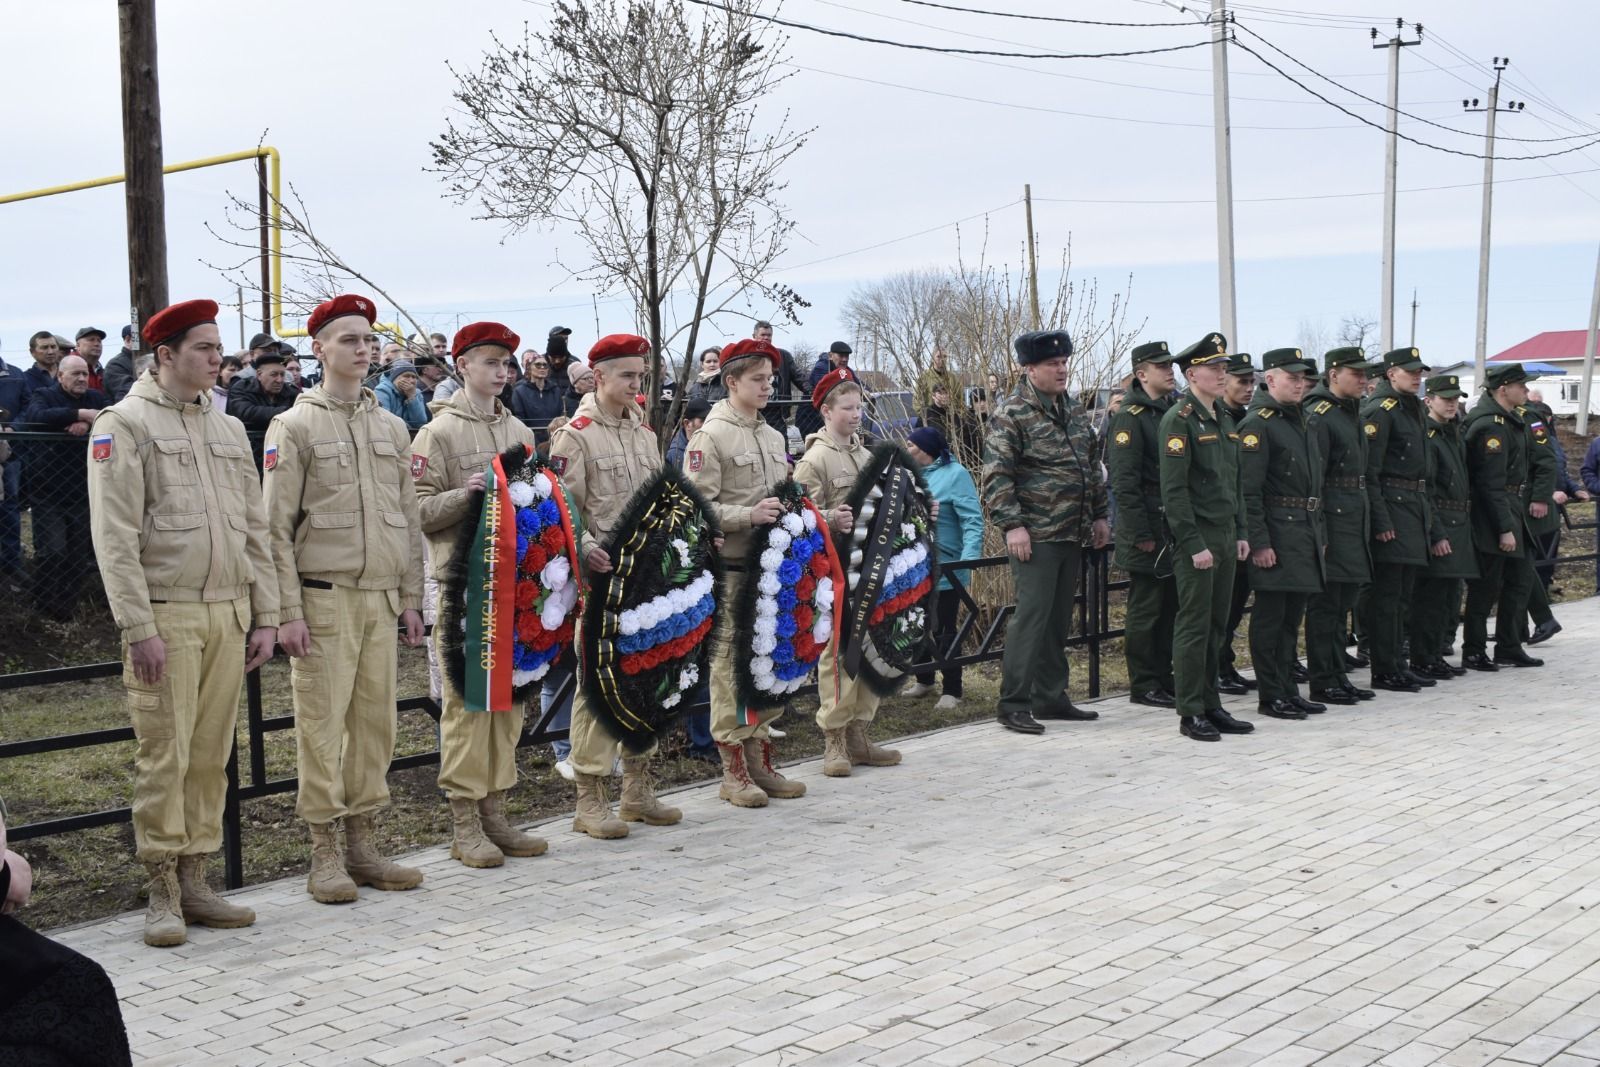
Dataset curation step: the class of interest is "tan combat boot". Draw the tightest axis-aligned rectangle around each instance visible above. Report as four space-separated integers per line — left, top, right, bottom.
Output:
744 737 807 799
619 758 682 825
306 822 359 903
821 728 853 777
479 791 549 856
573 773 630 839
449 797 505 868
846 720 902 766
345 813 424 890
716 740 768 808
142 859 187 947
176 854 255 928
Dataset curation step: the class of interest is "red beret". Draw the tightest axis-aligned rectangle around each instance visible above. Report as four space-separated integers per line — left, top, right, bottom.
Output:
588 333 651 364
811 367 860 409
452 321 520 360
142 299 219 350
719 337 781 372
307 293 377 339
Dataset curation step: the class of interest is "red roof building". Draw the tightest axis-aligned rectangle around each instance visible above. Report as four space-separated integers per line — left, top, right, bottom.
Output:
1489 330 1594 363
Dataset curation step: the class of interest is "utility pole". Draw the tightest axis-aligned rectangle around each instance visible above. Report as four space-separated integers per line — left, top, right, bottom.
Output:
1023 184 1041 330
1464 58 1524 384
1211 0 1237 342
1372 19 1422 353
1579 242 1600 436
119 0 169 353
1409 288 1418 346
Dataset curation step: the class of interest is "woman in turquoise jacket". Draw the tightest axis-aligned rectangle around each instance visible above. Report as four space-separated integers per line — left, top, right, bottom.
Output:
903 426 986 707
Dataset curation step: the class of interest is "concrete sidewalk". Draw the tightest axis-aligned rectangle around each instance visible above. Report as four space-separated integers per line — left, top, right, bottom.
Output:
57 597 1600 1066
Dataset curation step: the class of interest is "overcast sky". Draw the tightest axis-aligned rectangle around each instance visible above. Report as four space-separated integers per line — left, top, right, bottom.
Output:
4 0 1598 374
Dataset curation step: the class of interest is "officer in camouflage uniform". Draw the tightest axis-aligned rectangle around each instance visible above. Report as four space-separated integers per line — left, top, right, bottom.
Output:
1159 334 1252 743
1408 373 1476 678
1304 347 1379 705
1461 363 1544 670
1238 348 1327 721
1216 352 1259 695
983 329 1110 735
1360 347 1435 693
1106 340 1178 708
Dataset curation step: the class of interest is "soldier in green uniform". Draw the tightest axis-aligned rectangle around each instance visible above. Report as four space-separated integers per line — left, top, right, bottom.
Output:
983 330 1111 735
1408 374 1476 678
1107 340 1178 708
1159 334 1252 743
1360 347 1435 692
1238 348 1327 720
1516 404 1564 646
1304 347 1380 704
1216 353 1259 696
1462 363 1545 669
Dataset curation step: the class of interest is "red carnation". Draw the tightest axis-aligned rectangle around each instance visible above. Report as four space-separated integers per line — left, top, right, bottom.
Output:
523 544 549 574
793 604 813 631
796 575 816 600
809 555 830 578
515 581 539 611
517 613 542 644
793 633 817 661
540 526 565 554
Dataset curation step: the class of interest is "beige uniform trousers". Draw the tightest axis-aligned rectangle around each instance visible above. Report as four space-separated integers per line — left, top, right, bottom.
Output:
125 598 249 862
567 618 658 776
293 585 400 824
435 627 524 800
814 644 881 730
709 572 783 743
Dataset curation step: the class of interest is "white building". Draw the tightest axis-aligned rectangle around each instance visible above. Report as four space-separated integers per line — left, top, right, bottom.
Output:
1440 332 1600 417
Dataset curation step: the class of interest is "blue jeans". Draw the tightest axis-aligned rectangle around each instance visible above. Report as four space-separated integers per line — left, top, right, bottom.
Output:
683 682 713 752
541 663 574 760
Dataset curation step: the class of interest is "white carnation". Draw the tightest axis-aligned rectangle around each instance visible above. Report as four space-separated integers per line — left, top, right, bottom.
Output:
671 537 692 567
801 508 817 531
902 522 916 540
813 617 833 643
781 513 804 536
662 692 682 709
757 573 781 596
769 529 792 552
679 665 700 690
755 598 777 619
816 577 833 604
759 547 784 572
753 615 778 638
540 555 571 592
619 609 640 636
532 473 553 499
512 668 536 687
508 481 535 508
541 598 568 631
752 633 776 655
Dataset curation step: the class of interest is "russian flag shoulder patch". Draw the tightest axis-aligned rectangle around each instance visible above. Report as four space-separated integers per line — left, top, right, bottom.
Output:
91 434 113 462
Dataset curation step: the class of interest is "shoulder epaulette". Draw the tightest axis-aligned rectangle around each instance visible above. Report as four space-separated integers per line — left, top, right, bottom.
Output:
1177 401 1193 416
1428 428 1437 438
1493 415 1505 425
1515 405 1528 415
1313 400 1333 415
1380 397 1398 411
1259 408 1276 420
1126 403 1145 415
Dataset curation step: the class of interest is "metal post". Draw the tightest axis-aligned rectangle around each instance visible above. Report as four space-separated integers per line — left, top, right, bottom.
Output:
1466 59 1518 385
1579 242 1600 436
257 153 271 336
118 0 169 347
1409 289 1418 346
1373 21 1421 354
222 740 243 889
1211 0 1237 342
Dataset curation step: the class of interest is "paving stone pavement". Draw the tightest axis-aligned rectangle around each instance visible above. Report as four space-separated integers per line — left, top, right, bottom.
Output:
55 597 1600 1067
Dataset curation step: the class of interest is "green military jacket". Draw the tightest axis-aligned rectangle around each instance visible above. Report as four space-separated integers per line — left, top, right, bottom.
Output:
1158 393 1245 556
1361 380 1432 566
982 380 1108 543
1463 393 1531 557
1517 405 1561 537
1237 394 1325 593
1423 416 1478 580
1106 382 1174 573
1305 385 1371 584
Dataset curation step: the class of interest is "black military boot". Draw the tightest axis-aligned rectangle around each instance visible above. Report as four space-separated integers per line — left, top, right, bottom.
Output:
1291 660 1310 684
1310 686 1359 706
1289 695 1326 715
1258 698 1306 720
1036 698 1097 721
1180 715 1221 742
997 708 1045 734
1528 619 1562 645
1215 668 1251 696
1410 659 1454 681
1372 672 1421 692
1204 708 1254 734
1130 689 1177 709
1461 653 1498 672
1493 649 1544 668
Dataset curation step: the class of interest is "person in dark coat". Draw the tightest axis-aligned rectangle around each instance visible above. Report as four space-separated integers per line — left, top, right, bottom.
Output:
102 325 140 403
20 355 107 617
1408 374 1477 678
753 321 804 437
0 360 31 581
228 350 299 466
510 352 566 444
798 342 853 436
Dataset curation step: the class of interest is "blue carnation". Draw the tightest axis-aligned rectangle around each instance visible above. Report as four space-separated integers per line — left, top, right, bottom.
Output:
536 498 561 526
778 559 803 585
513 644 537 670
771 641 795 665
776 588 798 612
517 533 530 560
670 614 692 639
792 537 814 563
776 615 797 638
516 508 540 537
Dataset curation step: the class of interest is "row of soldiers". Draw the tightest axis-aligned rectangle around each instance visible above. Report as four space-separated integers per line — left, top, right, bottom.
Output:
985 330 1573 744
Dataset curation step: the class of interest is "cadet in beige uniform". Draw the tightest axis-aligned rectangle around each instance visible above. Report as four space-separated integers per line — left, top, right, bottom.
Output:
412 322 548 868
549 334 685 839
263 294 427 904
793 369 902 776
87 298 279 947
684 338 806 808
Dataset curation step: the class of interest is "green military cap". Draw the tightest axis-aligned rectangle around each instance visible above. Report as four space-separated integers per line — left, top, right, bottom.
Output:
1425 373 1465 398
1484 362 1540 388
1301 355 1319 376
1131 340 1173 366
1381 346 1428 371
1324 346 1382 371
1176 332 1229 370
1226 352 1255 376
1261 347 1312 373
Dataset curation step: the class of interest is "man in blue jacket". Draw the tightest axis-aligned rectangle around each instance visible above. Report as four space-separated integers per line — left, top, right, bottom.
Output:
0 358 31 583
20 355 106 617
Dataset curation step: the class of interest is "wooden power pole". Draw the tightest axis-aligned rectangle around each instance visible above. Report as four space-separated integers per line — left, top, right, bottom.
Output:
1023 184 1041 330
119 0 169 352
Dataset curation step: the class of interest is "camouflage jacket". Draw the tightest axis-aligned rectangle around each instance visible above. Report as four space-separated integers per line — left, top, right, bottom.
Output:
982 381 1108 543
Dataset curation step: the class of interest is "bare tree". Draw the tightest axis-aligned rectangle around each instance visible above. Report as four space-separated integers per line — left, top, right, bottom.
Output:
1338 314 1379 351
431 0 809 445
1296 317 1333 359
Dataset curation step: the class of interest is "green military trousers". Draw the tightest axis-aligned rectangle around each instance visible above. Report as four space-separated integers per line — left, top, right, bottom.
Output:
1124 570 1177 698
1463 551 1535 657
1363 562 1419 674
1249 590 1308 701
1408 575 1461 662
999 539 1083 716
1171 523 1236 718
1305 581 1360 692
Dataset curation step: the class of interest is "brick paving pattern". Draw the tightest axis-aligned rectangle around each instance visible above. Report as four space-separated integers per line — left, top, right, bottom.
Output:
56 598 1600 1066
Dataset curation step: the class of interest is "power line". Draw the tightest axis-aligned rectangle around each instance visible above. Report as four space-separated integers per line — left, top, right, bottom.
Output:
782 199 1023 271
892 0 1191 28
684 0 1216 59
1035 165 1600 204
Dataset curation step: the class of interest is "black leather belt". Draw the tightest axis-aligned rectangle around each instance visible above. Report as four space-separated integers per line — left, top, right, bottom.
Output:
1267 496 1320 512
303 578 334 590
1327 475 1365 489
1381 476 1426 492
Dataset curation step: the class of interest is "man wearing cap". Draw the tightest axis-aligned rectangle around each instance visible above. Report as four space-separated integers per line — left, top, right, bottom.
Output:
1461 363 1544 670
800 342 854 436
86 298 279 946
983 330 1110 735
550 334 688 836
103 325 141 403
545 326 576 393
228 348 299 468
75 327 107 391
20 354 108 618
263 294 427 905
1216 352 1259 696
686 338 804 806
1408 374 1476 679
412 323 549 868
1237 349 1327 721
1159 333 1252 742
1304 347 1380 705
1106 340 1179 709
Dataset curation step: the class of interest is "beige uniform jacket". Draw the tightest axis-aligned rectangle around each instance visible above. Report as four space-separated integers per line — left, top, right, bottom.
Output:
262 385 424 623
87 371 280 642
548 393 662 556
411 390 536 581
684 400 790 561
792 432 868 513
